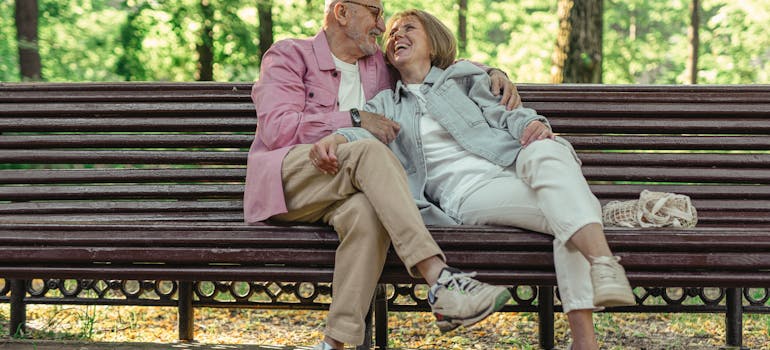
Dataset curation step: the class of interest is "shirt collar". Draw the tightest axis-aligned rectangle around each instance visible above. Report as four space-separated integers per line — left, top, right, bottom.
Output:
393 66 445 103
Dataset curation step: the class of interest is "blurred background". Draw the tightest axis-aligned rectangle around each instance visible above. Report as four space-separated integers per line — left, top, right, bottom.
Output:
2 0 769 84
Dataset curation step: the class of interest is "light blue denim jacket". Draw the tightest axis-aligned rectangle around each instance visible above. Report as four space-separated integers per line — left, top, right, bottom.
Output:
336 61 549 225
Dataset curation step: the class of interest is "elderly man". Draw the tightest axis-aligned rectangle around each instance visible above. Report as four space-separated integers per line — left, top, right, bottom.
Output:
244 1 520 349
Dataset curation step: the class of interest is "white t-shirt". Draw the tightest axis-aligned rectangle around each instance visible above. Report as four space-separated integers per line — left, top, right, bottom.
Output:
332 55 366 111
406 84 504 214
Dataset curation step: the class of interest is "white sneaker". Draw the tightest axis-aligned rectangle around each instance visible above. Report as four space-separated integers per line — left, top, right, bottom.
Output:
428 267 512 332
312 342 337 350
591 256 636 307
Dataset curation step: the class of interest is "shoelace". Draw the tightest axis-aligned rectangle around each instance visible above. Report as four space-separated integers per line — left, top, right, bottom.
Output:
436 271 481 294
592 257 620 281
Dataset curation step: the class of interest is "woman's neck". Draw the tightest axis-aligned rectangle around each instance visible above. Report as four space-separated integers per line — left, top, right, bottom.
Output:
398 63 431 84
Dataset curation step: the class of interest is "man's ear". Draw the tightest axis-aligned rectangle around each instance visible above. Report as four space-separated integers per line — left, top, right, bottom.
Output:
333 2 350 26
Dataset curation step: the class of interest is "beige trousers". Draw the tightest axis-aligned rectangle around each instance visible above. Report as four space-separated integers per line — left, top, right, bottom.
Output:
456 139 602 313
272 139 444 345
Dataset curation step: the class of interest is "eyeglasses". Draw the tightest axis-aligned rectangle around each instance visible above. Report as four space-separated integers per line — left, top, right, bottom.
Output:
343 1 383 21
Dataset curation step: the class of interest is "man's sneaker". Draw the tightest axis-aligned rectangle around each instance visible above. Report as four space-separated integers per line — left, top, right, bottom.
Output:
590 256 636 307
428 267 512 332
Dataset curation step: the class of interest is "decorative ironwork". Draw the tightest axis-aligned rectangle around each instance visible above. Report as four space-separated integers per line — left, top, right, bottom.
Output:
1 278 769 314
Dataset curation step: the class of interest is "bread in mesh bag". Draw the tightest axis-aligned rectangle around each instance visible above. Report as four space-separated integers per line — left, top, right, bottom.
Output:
602 190 697 228
637 190 697 228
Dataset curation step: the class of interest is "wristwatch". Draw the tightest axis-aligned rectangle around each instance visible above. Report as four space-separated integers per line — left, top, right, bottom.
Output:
350 108 362 127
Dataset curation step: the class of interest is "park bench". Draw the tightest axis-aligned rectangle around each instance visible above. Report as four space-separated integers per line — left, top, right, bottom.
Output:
1 82 769 349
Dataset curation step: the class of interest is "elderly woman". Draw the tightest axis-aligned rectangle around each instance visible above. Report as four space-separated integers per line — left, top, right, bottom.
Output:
310 9 635 349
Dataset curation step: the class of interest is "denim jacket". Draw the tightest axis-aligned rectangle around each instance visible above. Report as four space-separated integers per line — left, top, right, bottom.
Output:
336 61 549 224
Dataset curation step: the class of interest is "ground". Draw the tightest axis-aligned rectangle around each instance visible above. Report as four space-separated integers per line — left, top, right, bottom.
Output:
2 305 770 349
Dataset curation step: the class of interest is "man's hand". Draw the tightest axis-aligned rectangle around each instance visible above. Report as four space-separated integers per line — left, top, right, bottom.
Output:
520 120 554 148
309 134 348 174
359 111 400 144
489 69 522 110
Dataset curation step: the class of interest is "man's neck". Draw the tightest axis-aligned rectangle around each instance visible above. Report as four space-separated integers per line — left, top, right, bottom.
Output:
325 29 361 64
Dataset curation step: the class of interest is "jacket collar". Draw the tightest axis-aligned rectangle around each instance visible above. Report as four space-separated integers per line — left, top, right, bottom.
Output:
393 65 445 103
312 31 337 72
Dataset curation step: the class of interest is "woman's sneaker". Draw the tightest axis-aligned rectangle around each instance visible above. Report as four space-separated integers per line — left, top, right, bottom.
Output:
312 342 336 350
590 256 636 307
428 267 512 332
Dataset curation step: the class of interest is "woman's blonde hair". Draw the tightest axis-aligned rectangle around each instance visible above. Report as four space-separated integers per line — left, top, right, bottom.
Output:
385 10 457 69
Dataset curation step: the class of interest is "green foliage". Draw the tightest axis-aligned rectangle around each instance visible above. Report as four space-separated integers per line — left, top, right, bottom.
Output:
0 0 768 83
604 0 770 84
0 1 20 80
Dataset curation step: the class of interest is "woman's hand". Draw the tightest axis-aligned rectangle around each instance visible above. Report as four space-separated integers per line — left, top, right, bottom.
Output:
309 134 348 174
488 69 522 110
520 120 554 147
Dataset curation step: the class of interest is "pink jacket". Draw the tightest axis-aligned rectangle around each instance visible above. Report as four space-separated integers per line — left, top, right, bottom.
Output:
244 31 392 223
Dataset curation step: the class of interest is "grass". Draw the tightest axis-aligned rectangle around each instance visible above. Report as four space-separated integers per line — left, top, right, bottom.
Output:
2 304 770 349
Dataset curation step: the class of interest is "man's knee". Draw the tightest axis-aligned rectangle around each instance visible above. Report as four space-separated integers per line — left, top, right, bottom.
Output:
342 139 393 161
332 194 388 243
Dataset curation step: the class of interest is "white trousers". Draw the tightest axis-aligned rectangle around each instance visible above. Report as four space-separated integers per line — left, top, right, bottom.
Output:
455 139 601 313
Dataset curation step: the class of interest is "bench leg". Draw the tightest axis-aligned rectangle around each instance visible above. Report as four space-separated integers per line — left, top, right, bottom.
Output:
358 291 376 350
723 288 748 350
537 286 555 350
178 281 194 342
9 279 27 338
374 284 389 349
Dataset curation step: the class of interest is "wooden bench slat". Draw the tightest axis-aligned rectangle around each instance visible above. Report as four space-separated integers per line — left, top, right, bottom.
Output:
0 169 246 184
0 184 244 201
5 184 769 201
566 135 770 150
0 212 245 223
3 135 767 151
0 134 253 149
0 102 253 115
0 209 767 226
583 166 770 183
599 154 770 172
549 117 770 133
528 102 770 115
3 247 770 271
518 84 770 93
0 201 245 214
590 184 770 199
4 150 766 169
0 150 247 164
2 198 767 216
0 118 256 132
522 91 770 103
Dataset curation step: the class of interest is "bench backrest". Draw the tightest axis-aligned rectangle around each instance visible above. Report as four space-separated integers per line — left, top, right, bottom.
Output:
1 83 769 227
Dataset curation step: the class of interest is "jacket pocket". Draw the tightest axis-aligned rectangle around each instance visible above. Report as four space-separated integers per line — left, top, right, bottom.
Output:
304 84 337 110
432 82 487 128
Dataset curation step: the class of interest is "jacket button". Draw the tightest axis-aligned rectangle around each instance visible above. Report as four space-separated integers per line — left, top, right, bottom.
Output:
309 92 314 98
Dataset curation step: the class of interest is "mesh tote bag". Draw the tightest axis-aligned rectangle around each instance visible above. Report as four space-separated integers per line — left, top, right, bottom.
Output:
603 190 698 228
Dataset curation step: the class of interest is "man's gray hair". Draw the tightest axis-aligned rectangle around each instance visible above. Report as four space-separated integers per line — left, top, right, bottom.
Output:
324 0 341 13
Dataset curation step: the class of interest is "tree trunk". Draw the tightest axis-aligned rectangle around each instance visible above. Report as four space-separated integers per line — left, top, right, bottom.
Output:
457 0 468 57
552 0 603 83
15 0 42 81
257 0 274 66
197 0 214 81
687 0 700 84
